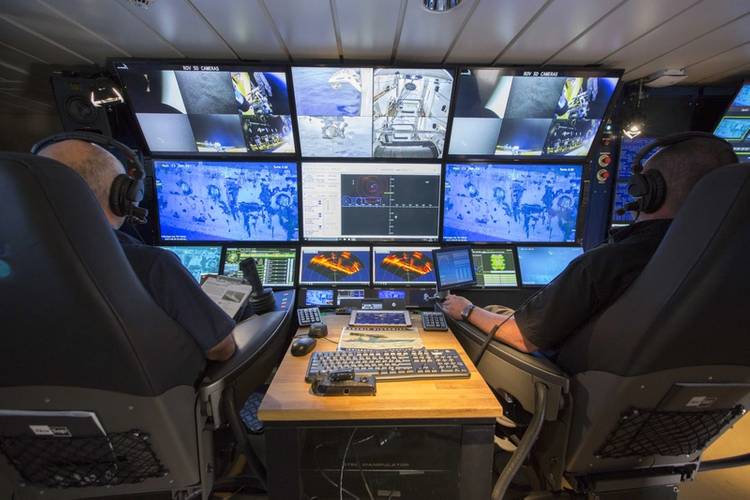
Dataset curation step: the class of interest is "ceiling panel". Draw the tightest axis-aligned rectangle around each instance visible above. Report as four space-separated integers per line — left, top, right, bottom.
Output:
334 0 402 60
624 14 750 81
43 0 182 59
395 0 478 63
264 0 339 60
116 0 236 59
497 0 623 65
684 42 750 83
601 0 750 76
191 0 287 60
549 0 700 65
696 60 750 84
445 0 546 64
0 0 122 64
0 16 90 66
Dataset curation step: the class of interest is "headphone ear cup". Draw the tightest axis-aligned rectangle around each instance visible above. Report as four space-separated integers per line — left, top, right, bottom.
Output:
642 169 667 213
109 174 129 217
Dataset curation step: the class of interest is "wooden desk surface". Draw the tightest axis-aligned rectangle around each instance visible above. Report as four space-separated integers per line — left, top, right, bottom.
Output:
258 313 503 422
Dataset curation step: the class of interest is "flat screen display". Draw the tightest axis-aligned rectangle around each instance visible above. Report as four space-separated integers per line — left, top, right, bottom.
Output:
372 247 438 285
449 68 619 158
713 82 750 163
443 163 582 243
472 248 518 288
433 247 476 290
299 247 371 285
292 67 454 158
611 136 654 224
304 288 335 306
154 159 299 242
113 61 294 154
517 246 583 286
222 247 296 287
302 162 441 241
159 246 221 282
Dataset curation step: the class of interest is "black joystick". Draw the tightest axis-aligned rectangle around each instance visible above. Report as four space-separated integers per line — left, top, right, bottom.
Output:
240 257 275 314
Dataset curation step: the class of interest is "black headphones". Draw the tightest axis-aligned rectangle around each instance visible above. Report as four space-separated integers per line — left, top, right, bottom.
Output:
619 131 736 215
31 131 149 224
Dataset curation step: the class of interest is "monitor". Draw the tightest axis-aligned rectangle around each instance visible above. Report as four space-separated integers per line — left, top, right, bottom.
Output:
611 137 656 225
517 246 583 286
113 61 294 155
304 288 335 307
222 247 296 287
443 163 582 243
291 66 454 158
377 289 407 300
433 247 476 291
299 247 371 285
337 289 366 305
449 68 619 158
372 247 438 285
154 159 299 242
302 162 441 241
472 248 518 288
159 246 221 283
713 82 750 163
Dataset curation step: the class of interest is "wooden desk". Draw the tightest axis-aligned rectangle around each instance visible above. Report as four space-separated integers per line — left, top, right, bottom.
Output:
259 312 503 500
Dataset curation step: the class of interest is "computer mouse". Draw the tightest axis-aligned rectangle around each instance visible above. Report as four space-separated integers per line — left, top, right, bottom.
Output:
308 322 328 338
291 336 317 356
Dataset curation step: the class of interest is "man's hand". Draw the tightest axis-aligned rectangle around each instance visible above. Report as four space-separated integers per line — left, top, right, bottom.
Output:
206 334 236 362
442 294 472 320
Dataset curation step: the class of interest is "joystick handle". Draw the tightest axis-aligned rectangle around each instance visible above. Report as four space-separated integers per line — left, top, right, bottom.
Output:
239 257 264 296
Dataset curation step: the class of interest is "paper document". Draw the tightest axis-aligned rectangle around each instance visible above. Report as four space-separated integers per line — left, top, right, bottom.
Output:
338 326 424 350
200 274 253 318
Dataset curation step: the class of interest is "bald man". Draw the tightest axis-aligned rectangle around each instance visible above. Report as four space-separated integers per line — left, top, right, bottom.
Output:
39 140 236 362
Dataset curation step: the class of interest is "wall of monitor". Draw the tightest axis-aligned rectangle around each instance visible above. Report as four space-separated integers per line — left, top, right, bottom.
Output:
111 60 626 308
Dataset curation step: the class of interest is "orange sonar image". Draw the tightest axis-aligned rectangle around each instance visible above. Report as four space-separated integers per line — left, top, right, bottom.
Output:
309 251 363 276
381 251 433 277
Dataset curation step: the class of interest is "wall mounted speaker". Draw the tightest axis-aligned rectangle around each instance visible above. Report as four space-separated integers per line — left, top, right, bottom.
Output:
50 76 112 135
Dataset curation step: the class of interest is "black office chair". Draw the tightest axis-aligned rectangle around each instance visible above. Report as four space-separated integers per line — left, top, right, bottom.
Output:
0 153 295 499
450 163 750 499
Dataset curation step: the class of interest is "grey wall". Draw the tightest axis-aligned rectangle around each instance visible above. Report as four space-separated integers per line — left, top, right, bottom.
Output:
0 113 62 152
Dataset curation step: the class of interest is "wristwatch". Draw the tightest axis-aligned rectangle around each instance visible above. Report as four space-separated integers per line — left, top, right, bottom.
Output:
461 304 476 321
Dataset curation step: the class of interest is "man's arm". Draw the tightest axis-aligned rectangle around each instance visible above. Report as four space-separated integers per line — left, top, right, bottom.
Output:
442 294 538 353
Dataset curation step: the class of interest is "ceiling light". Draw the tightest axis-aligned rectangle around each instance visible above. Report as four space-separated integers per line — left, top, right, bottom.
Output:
423 0 462 12
622 79 646 139
623 122 642 139
90 81 124 108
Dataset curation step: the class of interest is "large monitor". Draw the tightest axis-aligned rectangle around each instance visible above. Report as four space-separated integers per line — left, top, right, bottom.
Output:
159 246 221 283
291 66 454 158
713 82 750 163
449 68 619 158
154 159 299 242
433 247 476 291
443 163 582 243
302 162 441 241
372 247 438 285
113 61 294 155
471 248 518 288
517 246 583 286
611 136 654 225
299 247 371 285
222 247 297 287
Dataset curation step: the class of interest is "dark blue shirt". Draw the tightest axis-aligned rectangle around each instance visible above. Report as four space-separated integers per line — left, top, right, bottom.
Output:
115 230 235 353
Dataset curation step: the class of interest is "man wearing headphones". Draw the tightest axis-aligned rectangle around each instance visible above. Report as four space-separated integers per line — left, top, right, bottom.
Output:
443 133 738 367
36 138 237 362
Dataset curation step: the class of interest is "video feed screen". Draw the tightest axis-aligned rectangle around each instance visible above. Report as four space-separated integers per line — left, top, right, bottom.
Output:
302 163 441 241
113 61 294 154
337 289 366 305
449 68 619 158
159 246 221 283
714 82 750 163
292 67 454 158
154 160 299 242
443 163 582 243
299 247 371 285
304 288 335 307
222 247 296 287
517 246 583 286
472 248 518 287
372 247 438 285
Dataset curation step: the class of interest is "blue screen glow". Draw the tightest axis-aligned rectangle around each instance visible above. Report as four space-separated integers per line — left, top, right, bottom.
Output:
517 246 583 286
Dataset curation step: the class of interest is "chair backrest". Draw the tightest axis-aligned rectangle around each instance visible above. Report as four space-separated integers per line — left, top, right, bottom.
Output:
556 164 750 485
0 153 207 497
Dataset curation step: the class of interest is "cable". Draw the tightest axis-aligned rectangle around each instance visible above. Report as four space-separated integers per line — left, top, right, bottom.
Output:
313 442 359 499
340 429 357 500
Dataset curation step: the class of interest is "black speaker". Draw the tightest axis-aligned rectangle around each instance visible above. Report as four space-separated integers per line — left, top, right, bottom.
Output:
50 76 112 135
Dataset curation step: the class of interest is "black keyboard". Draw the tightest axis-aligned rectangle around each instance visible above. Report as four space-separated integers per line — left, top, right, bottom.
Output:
297 307 321 326
421 311 448 331
305 348 470 382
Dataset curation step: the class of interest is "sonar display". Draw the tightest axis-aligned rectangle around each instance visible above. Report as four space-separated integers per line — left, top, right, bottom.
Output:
443 163 582 243
155 160 299 242
373 247 437 285
299 247 371 285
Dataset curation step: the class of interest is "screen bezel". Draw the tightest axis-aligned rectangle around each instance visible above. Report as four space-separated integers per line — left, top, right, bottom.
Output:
432 246 477 291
